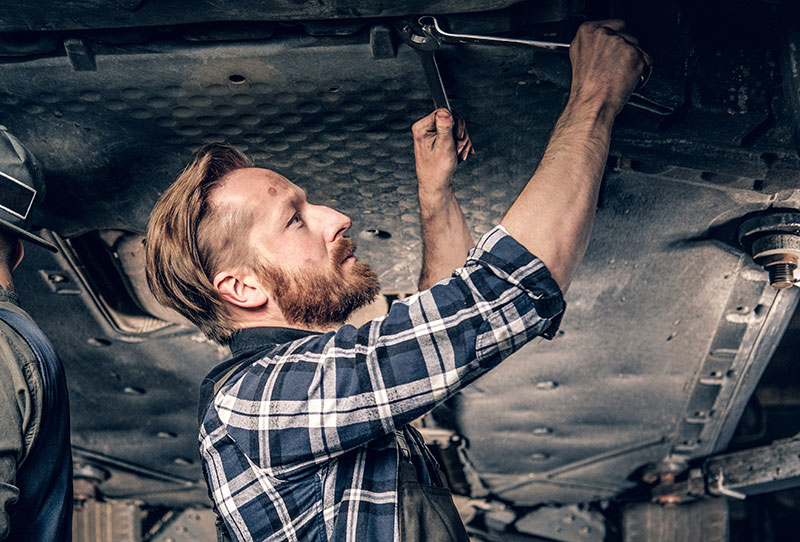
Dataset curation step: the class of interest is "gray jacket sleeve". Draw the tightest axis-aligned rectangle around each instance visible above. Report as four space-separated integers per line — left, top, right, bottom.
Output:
0 320 41 541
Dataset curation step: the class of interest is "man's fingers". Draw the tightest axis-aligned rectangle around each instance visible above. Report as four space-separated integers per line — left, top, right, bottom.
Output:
458 141 473 162
454 115 467 140
411 110 437 140
615 31 639 46
435 109 454 137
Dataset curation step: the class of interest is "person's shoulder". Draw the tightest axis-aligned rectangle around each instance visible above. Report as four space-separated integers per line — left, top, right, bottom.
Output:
0 296 37 361
0 290 43 458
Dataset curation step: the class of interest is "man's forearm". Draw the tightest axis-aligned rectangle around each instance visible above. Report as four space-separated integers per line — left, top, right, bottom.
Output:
418 184 474 290
500 19 647 293
500 99 614 291
412 109 475 290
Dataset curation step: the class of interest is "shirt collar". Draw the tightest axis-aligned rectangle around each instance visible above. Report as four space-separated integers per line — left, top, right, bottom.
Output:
229 326 320 357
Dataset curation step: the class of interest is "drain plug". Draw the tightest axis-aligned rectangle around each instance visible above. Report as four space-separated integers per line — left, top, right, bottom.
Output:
739 211 800 289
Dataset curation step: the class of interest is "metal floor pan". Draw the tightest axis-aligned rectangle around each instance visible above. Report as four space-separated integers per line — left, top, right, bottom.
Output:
2 12 799 513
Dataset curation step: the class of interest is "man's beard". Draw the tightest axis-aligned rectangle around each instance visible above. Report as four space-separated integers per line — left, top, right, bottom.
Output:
257 238 380 328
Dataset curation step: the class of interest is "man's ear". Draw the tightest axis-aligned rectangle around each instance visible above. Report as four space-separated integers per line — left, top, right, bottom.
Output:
213 269 269 309
11 240 23 272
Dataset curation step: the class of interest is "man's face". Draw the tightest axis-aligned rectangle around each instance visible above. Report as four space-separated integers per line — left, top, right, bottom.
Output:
214 167 379 326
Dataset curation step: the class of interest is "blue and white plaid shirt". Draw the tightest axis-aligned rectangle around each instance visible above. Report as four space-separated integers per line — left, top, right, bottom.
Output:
198 226 564 542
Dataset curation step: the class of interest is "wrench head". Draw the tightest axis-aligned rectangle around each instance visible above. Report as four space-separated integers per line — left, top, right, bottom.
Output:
396 20 441 51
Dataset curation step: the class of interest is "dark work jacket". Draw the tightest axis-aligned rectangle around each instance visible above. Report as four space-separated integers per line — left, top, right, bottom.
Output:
0 297 72 542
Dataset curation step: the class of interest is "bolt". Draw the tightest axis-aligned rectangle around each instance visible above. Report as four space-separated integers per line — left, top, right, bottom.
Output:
752 237 800 289
740 214 800 289
656 495 681 505
766 261 797 289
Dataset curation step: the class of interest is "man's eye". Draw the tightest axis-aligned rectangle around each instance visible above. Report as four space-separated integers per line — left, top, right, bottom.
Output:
288 213 303 227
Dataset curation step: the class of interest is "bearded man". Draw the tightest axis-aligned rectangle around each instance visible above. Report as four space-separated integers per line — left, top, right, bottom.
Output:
145 20 648 542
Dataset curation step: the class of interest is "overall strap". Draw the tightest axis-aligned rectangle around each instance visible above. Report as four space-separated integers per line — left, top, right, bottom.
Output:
201 357 259 542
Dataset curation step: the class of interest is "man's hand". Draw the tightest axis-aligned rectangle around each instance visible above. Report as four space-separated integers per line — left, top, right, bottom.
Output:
568 19 652 117
412 109 474 195
412 109 475 290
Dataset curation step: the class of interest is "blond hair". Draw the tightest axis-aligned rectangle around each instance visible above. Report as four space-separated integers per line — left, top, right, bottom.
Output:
145 144 254 344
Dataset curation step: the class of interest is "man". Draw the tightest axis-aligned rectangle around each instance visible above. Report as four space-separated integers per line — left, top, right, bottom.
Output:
145 20 648 541
0 127 73 541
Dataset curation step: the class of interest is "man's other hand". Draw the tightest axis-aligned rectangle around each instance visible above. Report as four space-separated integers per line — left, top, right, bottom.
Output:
412 109 474 194
568 19 651 117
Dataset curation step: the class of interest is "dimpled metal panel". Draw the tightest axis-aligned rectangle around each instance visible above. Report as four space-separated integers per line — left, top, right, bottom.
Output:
0 38 571 292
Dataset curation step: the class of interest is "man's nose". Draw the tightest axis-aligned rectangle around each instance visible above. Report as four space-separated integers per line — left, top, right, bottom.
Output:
315 205 351 242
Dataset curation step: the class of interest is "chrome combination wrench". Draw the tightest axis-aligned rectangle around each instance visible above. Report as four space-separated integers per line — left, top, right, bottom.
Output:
401 16 672 116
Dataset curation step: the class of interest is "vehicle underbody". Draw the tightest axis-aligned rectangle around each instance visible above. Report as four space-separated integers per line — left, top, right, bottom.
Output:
3 1 800 540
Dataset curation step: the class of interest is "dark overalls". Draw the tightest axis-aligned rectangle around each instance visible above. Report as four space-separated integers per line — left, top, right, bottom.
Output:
395 425 470 541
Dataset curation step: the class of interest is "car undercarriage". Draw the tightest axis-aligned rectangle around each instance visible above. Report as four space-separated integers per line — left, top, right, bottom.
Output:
3 1 800 540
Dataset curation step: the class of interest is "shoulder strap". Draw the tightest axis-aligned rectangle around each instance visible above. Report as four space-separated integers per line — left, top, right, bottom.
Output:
201 358 251 542
213 360 249 398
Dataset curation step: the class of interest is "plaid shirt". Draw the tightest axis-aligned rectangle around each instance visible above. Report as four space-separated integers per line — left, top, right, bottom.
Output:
198 226 564 542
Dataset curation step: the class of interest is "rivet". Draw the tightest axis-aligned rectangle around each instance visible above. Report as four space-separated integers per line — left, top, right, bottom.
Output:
87 338 111 347
532 427 553 435
535 381 558 390
157 431 178 439
173 457 193 465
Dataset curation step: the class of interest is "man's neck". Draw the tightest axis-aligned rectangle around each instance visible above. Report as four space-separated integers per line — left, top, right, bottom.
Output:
237 318 342 334
0 264 13 294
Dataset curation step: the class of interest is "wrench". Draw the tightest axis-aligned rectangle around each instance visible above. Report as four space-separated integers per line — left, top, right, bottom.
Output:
418 15 570 52
417 50 451 111
413 16 670 115
398 23 452 111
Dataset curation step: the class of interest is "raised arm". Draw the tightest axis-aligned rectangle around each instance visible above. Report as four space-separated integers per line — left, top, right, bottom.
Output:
501 20 649 292
412 109 474 290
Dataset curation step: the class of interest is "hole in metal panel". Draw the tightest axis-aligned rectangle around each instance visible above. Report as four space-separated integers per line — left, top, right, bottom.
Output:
123 386 146 395
360 229 391 239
